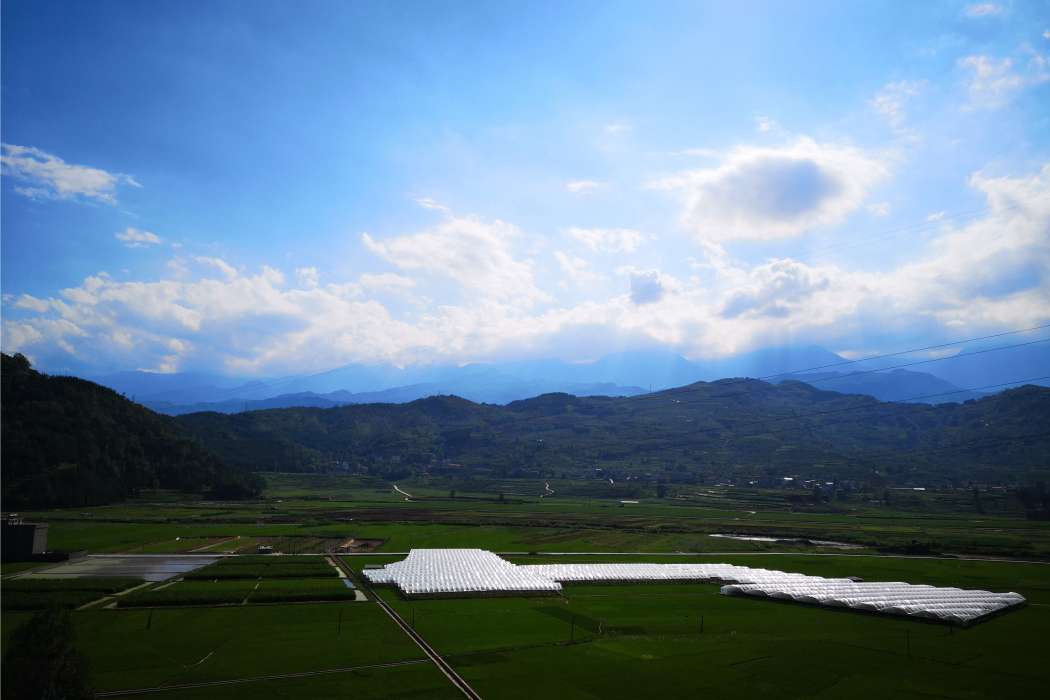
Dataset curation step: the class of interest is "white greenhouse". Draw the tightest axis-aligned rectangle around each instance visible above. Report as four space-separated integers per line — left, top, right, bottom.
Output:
360 549 1025 625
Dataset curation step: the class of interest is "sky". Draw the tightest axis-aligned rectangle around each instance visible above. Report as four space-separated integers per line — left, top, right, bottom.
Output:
2 0 1049 378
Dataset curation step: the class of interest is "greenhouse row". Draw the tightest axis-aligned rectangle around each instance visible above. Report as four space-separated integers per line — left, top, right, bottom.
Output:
720 579 1026 626
360 549 1025 624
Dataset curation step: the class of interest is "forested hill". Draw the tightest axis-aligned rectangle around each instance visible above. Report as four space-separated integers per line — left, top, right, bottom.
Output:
1 353 265 509
173 378 1050 488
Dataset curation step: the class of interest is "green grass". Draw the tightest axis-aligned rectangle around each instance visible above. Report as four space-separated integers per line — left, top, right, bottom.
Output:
71 603 427 693
184 555 336 581
384 597 598 656
250 579 357 603
446 588 1050 699
360 554 1050 699
124 662 460 699
118 578 358 607
2 577 144 611
1 562 45 576
120 581 257 607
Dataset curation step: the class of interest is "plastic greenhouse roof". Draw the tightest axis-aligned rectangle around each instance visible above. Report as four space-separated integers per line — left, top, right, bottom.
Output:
361 549 1025 624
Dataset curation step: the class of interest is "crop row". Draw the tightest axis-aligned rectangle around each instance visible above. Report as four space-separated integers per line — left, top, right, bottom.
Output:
119 578 356 607
2 578 145 611
184 555 336 580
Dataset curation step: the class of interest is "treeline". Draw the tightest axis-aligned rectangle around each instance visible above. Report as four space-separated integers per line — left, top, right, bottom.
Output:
1 353 265 509
172 380 1050 488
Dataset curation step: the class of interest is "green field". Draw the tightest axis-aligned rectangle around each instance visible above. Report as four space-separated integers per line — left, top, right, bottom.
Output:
6 475 1050 698
184 555 337 580
2 603 433 694
120 581 259 607
2 577 144 611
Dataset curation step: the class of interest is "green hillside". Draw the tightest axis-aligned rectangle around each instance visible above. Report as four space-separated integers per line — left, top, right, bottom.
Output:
173 378 1050 489
1 353 265 508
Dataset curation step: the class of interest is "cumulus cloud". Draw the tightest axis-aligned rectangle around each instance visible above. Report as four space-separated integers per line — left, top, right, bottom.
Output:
868 80 925 128
362 204 546 303
653 137 890 243
1 144 138 204
959 54 1049 109
620 268 681 305
566 227 648 253
115 228 162 248
4 166 1047 375
867 202 891 217
965 3 1002 17
13 295 51 313
719 259 834 319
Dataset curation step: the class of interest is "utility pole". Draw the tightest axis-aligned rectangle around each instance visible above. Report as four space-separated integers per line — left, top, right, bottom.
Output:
570 614 575 643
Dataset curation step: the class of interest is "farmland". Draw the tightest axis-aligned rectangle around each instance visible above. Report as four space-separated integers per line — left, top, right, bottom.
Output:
4 476 1050 698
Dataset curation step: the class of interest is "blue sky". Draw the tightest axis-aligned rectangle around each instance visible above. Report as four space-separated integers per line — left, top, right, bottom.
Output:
2 0 1049 377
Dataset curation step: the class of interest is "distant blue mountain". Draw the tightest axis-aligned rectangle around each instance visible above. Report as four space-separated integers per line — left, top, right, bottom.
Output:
92 339 1043 414
144 381 648 416
776 369 985 404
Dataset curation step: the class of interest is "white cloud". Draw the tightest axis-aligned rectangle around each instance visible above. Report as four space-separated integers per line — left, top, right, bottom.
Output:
115 227 162 248
719 259 834 319
1044 30 1050 39
566 227 648 253
606 124 630 133
554 252 602 286
194 257 240 281
359 272 416 291
414 197 452 214
4 166 1047 375
755 116 779 132
965 3 1003 17
619 268 681 305
362 204 547 304
13 295 51 313
867 202 891 217
652 137 890 243
868 80 925 128
959 54 1049 109
926 211 946 222
296 267 320 288
0 144 138 204
566 180 601 194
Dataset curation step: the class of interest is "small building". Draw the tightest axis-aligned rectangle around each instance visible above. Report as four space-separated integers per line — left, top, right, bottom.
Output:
2 516 49 562
258 545 274 555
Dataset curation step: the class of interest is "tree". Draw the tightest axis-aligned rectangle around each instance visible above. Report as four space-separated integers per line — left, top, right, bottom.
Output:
656 484 667 498
498 493 506 504
449 489 456 500
1 606 94 700
882 488 891 506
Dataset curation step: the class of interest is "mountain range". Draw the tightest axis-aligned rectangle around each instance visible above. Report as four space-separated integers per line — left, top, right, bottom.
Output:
85 341 1049 416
